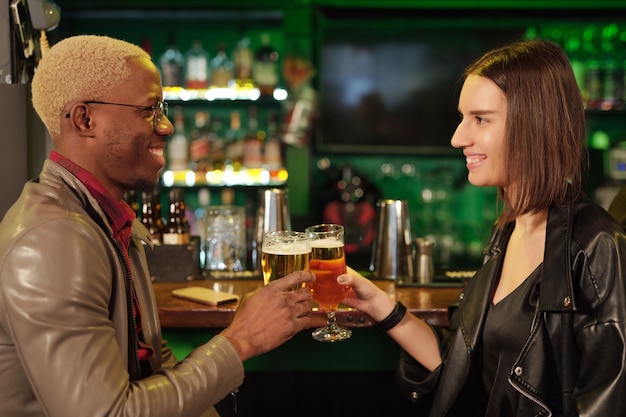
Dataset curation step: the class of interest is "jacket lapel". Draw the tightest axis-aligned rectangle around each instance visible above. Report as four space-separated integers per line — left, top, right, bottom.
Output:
539 195 576 313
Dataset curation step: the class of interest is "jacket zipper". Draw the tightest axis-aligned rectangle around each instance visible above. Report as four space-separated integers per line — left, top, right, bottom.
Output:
111 236 143 381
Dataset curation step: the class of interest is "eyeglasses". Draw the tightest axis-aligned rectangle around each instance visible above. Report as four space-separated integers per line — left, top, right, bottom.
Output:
65 100 169 131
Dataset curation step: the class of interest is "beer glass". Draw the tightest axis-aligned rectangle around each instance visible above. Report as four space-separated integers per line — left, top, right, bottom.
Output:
306 223 351 342
261 231 311 288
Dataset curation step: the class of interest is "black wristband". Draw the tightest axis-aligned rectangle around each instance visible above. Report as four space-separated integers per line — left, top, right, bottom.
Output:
374 301 407 332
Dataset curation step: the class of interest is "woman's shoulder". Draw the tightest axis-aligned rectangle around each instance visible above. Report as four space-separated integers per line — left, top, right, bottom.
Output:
572 195 624 237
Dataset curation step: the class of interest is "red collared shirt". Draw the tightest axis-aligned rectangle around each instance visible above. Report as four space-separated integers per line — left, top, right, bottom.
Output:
50 151 153 361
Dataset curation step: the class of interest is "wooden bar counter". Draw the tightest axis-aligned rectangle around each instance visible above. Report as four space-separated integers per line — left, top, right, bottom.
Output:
154 280 467 416
153 279 463 330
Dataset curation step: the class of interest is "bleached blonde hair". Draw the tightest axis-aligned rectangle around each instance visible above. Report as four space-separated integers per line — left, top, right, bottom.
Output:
31 35 152 139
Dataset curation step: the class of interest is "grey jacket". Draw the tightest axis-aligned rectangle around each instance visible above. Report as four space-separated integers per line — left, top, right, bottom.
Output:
0 159 243 416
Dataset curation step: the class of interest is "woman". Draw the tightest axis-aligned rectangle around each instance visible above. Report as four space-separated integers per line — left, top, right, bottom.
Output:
340 39 626 416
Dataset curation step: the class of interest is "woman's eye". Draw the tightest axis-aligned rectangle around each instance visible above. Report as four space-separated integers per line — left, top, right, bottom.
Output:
476 116 487 124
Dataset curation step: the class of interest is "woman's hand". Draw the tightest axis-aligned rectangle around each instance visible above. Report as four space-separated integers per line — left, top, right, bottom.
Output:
338 267 397 322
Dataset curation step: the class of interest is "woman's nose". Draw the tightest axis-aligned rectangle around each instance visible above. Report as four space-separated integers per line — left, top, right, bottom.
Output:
450 124 467 149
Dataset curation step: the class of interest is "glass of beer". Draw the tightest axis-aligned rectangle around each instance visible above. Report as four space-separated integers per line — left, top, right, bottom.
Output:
261 231 311 288
306 223 351 342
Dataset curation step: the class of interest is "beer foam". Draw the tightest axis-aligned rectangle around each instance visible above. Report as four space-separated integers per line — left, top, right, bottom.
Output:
310 238 344 248
263 243 311 255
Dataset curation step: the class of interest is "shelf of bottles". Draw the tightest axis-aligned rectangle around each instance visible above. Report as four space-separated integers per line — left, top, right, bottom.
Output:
158 30 288 188
530 22 626 114
161 86 289 188
527 22 626 156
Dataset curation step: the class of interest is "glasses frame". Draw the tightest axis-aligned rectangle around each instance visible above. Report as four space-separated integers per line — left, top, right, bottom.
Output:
64 100 169 131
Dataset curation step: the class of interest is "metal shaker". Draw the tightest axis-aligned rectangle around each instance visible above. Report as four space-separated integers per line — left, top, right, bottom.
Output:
369 199 414 281
414 237 434 284
251 188 292 272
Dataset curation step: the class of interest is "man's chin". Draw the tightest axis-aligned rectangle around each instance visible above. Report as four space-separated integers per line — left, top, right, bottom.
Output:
133 178 159 192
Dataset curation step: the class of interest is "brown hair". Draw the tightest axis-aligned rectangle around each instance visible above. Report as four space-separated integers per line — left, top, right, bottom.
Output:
31 35 151 139
464 39 587 225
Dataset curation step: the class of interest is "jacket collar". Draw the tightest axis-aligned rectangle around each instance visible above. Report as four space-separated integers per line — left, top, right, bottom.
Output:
483 189 577 313
40 159 153 247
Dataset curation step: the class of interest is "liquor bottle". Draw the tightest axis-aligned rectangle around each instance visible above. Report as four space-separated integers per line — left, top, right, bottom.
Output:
184 40 210 89
243 105 264 170
253 32 279 96
189 110 211 175
264 111 283 173
158 34 185 87
167 106 189 172
584 25 602 110
162 188 191 245
208 115 226 173
600 24 620 111
210 42 234 88
140 188 165 244
224 110 245 171
233 34 254 89
122 190 139 215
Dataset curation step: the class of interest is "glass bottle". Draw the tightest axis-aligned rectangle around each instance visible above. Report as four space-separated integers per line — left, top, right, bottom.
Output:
189 110 211 175
163 188 190 245
600 23 620 111
158 34 185 87
184 40 210 89
584 25 602 110
140 188 164 244
208 116 225 173
253 32 280 96
123 190 139 215
167 106 189 172
224 110 245 171
233 34 254 89
243 105 264 170
210 42 234 88
264 111 283 173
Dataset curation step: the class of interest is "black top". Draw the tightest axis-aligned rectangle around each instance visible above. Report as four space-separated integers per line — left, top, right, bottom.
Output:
481 264 542 416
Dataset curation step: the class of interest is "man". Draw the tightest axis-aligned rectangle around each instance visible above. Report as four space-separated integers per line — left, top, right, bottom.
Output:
0 35 314 417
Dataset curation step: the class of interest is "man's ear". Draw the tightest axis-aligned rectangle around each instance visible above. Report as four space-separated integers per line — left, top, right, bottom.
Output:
65 104 95 136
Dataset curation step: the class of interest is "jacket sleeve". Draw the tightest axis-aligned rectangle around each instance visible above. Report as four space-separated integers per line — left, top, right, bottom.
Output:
394 224 501 405
569 227 626 416
0 216 244 417
394 319 457 403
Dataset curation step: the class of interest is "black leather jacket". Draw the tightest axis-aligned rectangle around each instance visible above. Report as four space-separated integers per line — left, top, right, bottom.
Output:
396 192 626 417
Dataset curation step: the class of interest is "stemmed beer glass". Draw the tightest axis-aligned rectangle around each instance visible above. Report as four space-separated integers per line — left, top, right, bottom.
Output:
261 231 311 288
306 224 351 342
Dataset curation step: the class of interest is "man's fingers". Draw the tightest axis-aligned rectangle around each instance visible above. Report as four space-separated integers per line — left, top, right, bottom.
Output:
265 271 315 291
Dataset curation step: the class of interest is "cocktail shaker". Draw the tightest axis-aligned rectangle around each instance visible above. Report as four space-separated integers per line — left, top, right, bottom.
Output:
369 199 414 281
251 188 292 272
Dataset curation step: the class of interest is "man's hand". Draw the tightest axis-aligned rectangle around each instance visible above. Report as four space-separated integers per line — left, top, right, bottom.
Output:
220 271 315 361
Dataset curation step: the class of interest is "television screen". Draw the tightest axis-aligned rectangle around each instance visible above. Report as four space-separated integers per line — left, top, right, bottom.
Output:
316 17 526 154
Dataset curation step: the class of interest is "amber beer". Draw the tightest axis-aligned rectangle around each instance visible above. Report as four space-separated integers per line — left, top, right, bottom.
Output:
261 231 311 287
261 247 310 286
309 239 349 310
